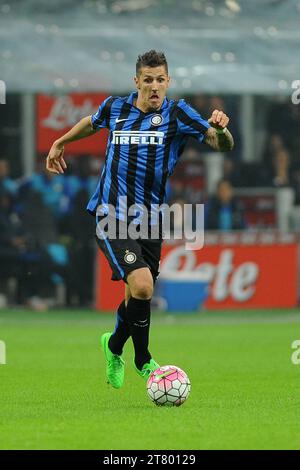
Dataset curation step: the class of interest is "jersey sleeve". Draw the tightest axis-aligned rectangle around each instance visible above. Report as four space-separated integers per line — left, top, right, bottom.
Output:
176 99 211 143
91 96 113 130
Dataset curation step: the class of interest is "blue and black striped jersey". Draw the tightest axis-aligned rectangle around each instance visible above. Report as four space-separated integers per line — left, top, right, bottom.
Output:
87 92 210 219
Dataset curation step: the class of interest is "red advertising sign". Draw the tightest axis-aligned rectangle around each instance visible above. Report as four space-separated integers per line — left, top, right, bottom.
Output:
37 93 109 155
95 241 298 311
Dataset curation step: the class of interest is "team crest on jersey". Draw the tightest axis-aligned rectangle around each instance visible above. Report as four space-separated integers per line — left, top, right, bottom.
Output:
124 250 137 264
151 115 163 126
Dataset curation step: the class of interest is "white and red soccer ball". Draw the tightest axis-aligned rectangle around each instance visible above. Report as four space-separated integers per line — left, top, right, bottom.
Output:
146 365 191 407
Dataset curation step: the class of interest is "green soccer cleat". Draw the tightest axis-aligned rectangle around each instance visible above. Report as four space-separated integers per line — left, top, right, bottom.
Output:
100 332 125 389
134 358 160 381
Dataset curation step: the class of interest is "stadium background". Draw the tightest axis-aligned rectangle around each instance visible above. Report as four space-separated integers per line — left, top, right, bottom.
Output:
1 0 300 451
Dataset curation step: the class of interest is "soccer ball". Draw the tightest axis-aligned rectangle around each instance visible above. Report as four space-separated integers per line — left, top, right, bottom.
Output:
146 365 191 407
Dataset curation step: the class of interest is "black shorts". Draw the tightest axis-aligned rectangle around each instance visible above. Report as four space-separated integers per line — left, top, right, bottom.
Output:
95 217 163 283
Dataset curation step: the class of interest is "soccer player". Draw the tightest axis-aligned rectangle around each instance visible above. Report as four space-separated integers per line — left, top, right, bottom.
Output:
46 50 234 389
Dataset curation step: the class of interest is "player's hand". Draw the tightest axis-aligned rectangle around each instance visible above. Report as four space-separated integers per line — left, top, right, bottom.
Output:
208 109 229 130
46 141 67 175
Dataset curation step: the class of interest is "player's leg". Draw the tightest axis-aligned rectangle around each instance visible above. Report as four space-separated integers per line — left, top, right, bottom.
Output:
95 223 128 389
125 283 131 305
96 221 160 384
126 267 159 377
127 238 162 378
107 285 131 355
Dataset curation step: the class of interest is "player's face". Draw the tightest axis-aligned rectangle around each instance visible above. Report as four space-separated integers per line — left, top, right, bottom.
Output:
134 66 170 112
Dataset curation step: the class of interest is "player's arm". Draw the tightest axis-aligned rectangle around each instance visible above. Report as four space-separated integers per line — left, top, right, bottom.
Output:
204 109 234 152
176 100 234 152
46 116 96 175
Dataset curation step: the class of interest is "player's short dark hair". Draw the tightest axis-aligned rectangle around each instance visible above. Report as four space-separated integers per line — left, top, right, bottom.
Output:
136 50 168 75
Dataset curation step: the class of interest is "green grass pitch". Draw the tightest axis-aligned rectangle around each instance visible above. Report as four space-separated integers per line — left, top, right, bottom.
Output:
0 308 300 450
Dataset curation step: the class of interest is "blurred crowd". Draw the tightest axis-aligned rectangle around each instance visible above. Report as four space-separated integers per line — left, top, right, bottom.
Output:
168 94 300 230
1 93 300 308
0 156 96 310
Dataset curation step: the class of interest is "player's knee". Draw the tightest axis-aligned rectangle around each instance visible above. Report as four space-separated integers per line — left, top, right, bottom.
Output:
132 283 153 300
130 277 153 300
127 268 153 300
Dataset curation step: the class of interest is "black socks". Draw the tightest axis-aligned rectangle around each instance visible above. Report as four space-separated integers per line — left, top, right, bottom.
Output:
108 297 152 370
108 300 131 355
126 297 151 370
